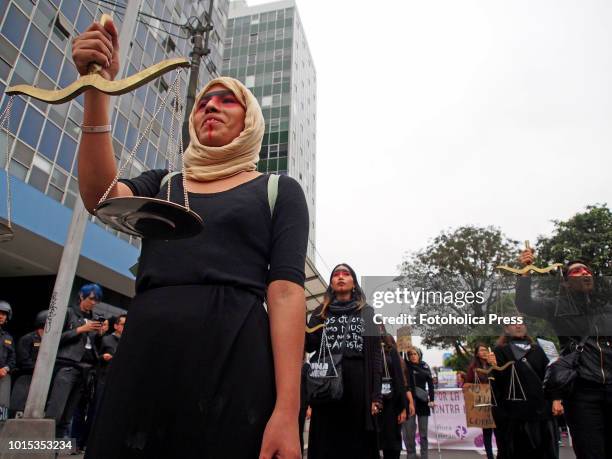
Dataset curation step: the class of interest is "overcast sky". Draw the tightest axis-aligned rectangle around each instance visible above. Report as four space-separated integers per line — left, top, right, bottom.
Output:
246 0 612 363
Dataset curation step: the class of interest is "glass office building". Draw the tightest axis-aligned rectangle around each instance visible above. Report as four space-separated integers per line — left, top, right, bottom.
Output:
223 0 317 260
0 0 229 335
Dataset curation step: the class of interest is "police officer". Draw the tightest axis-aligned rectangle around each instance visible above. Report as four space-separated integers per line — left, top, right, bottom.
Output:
46 284 103 438
0 301 16 421
10 310 46 416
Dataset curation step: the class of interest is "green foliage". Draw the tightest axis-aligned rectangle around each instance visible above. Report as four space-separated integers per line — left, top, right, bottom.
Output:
399 226 519 348
537 204 612 276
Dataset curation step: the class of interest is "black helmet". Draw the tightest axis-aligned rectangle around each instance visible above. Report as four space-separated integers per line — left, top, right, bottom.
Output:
34 310 48 329
0 301 12 320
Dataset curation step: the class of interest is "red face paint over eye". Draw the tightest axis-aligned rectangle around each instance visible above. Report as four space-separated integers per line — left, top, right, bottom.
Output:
198 90 241 111
332 269 351 278
568 266 593 277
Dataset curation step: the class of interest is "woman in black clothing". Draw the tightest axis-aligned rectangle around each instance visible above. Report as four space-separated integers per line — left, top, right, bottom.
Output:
305 263 382 459
403 347 434 459
490 322 557 459
516 249 612 459
378 334 408 459
465 343 497 459
73 20 308 459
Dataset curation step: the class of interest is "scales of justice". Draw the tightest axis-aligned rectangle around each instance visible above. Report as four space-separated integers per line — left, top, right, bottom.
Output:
0 14 204 243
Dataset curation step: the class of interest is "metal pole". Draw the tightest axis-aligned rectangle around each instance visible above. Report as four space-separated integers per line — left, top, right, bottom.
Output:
182 0 214 144
22 0 143 419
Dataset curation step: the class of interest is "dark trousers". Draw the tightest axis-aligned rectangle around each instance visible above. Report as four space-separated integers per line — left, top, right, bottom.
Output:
565 383 612 459
381 449 401 459
46 366 85 438
482 428 496 459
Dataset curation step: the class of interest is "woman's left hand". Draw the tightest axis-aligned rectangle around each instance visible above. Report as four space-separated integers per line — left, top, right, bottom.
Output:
397 409 407 424
259 409 301 459
371 402 382 416
552 400 564 416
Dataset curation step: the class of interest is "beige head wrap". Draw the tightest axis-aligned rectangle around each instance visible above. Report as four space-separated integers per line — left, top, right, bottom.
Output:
183 77 265 181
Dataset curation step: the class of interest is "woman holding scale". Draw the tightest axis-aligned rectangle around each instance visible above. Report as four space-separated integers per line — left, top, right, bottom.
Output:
72 18 309 459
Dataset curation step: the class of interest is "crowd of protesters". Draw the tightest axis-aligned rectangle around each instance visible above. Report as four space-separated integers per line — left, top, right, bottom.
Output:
0 283 126 454
0 255 607 459
301 254 612 459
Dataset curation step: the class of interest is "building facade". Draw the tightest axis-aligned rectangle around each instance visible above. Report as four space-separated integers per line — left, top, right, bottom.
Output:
223 0 317 260
0 0 229 336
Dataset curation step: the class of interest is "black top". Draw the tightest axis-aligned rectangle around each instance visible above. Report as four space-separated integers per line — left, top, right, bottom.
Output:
57 306 99 365
405 359 435 416
120 171 309 298
515 276 612 384
493 339 551 421
310 301 365 359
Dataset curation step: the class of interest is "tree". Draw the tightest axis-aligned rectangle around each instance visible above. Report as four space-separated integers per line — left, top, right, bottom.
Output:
399 226 520 350
536 204 612 276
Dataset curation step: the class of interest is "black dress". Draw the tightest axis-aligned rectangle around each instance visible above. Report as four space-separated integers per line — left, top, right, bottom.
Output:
85 171 309 459
305 302 382 459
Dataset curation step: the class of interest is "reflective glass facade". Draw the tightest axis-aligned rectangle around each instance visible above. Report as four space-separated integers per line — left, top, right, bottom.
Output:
223 0 316 259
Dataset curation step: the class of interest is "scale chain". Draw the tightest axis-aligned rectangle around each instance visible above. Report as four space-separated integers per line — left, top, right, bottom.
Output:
165 71 179 202
97 69 185 206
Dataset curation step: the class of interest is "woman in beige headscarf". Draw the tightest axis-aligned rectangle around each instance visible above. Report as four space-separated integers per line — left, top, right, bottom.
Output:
73 19 308 459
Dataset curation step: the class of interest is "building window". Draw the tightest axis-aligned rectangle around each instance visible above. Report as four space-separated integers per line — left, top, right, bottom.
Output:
224 37 233 47
164 36 176 53
245 75 255 87
270 118 279 131
247 54 256 65
275 29 284 40
261 96 272 107
39 121 61 161
274 49 283 61
249 33 258 45
273 71 282 84
2 5 28 49
250 15 260 25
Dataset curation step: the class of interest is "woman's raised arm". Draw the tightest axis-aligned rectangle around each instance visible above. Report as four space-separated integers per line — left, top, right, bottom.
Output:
72 19 132 212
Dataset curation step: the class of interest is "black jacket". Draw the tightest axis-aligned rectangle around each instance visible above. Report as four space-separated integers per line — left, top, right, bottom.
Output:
493 339 551 421
56 305 99 365
16 331 41 372
0 328 15 371
306 304 383 431
99 333 120 357
515 276 612 385
405 360 434 416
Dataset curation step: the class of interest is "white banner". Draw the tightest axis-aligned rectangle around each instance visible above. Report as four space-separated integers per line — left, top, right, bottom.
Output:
422 389 497 451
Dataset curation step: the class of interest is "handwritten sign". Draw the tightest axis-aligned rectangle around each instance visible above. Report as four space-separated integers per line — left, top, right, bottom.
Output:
462 384 495 429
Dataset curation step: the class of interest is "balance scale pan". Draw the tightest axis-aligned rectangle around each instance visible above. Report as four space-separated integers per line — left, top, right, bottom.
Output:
0 221 13 242
95 196 203 240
